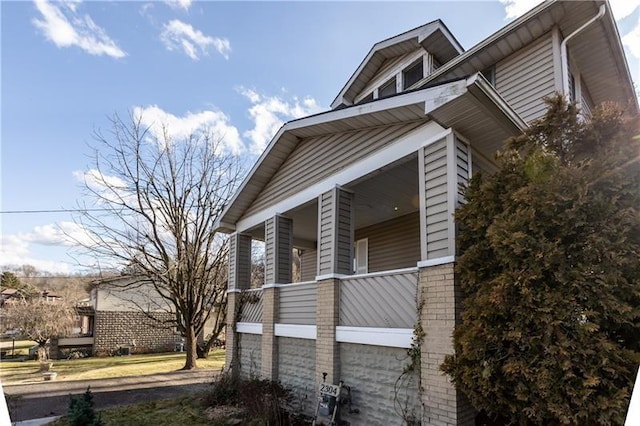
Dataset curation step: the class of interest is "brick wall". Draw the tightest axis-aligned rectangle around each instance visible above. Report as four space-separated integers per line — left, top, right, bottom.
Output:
316 278 340 384
340 342 420 425
420 262 475 426
93 311 178 356
278 337 316 415
238 333 262 378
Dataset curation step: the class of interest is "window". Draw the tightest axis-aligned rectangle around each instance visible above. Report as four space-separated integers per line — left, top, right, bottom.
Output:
378 77 397 99
403 59 423 90
354 238 368 274
359 92 374 104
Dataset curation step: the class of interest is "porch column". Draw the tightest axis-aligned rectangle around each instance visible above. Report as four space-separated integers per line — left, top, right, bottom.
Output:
316 187 353 384
418 133 474 424
225 232 252 375
419 263 474 425
261 215 293 380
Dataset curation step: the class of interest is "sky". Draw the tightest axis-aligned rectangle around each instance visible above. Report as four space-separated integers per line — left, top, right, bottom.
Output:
2 0 639 274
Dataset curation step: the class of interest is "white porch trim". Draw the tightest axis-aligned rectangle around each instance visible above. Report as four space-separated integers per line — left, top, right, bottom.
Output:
336 326 413 348
274 324 317 340
236 322 263 335
417 256 455 268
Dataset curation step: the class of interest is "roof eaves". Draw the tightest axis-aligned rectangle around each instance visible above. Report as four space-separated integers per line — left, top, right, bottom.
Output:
418 0 557 88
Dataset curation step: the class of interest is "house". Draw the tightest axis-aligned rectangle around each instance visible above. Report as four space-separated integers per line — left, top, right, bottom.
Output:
87 276 181 356
217 1 636 424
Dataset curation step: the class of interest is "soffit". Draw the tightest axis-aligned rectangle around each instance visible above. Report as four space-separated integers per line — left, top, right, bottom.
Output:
421 0 636 109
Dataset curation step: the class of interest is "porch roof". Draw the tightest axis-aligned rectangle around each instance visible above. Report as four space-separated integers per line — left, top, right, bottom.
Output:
216 74 526 233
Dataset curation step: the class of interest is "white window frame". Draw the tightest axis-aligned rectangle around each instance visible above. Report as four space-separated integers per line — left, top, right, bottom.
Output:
354 238 368 274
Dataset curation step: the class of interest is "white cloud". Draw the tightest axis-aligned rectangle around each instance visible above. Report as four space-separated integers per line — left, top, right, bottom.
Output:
609 0 640 20
0 223 96 274
133 105 243 153
499 0 543 20
160 19 230 60
165 0 192 11
239 87 323 154
32 0 126 59
623 20 640 58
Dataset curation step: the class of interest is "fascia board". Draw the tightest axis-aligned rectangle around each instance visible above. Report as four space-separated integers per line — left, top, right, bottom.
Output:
600 1 639 111
465 73 528 132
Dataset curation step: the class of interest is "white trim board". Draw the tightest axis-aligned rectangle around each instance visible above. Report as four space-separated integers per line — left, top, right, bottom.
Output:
417 256 455 268
336 326 413 349
236 322 262 335
274 324 317 340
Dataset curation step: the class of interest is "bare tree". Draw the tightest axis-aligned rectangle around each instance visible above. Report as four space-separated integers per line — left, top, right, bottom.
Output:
3 298 75 362
73 113 243 369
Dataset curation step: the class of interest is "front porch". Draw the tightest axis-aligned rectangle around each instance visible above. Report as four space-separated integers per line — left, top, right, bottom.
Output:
220 75 526 424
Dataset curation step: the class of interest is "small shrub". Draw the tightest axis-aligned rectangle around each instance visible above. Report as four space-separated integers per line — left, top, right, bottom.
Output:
68 387 103 426
205 372 306 425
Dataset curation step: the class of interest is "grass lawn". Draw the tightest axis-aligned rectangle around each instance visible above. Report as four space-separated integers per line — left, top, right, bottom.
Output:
47 396 228 426
0 350 225 385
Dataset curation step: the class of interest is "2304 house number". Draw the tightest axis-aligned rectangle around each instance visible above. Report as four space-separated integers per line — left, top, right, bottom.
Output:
320 383 340 397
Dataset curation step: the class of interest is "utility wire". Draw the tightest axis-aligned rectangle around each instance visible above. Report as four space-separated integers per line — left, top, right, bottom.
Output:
0 208 109 214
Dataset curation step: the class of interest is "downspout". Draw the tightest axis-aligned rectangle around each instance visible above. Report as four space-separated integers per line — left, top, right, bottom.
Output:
560 4 606 96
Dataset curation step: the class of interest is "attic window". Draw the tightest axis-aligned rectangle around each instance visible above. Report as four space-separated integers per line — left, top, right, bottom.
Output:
403 59 423 90
378 77 397 98
360 92 374 104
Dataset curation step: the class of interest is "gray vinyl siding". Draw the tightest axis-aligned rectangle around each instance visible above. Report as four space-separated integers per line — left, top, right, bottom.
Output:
228 234 237 290
229 233 252 290
245 121 427 217
300 249 317 282
456 138 470 205
336 189 353 275
495 32 556 123
278 283 317 325
277 217 293 283
471 147 498 177
423 138 449 259
240 290 263 323
340 270 418 328
265 215 293 285
318 188 353 276
354 212 420 273
264 218 275 285
318 191 334 275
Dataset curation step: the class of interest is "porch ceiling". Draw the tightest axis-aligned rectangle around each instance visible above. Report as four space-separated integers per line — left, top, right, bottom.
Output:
216 75 525 234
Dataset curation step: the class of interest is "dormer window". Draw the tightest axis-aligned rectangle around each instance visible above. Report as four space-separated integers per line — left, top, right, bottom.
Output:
378 77 397 98
403 59 424 90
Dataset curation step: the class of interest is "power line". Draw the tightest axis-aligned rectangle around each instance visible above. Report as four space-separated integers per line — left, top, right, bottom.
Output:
0 208 110 214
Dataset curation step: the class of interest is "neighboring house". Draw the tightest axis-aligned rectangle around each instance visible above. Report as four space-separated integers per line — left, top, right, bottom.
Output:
216 1 636 424
0 288 21 307
88 276 181 356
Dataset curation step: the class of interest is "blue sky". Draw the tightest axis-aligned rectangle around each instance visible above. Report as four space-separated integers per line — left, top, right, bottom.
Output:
2 0 639 274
